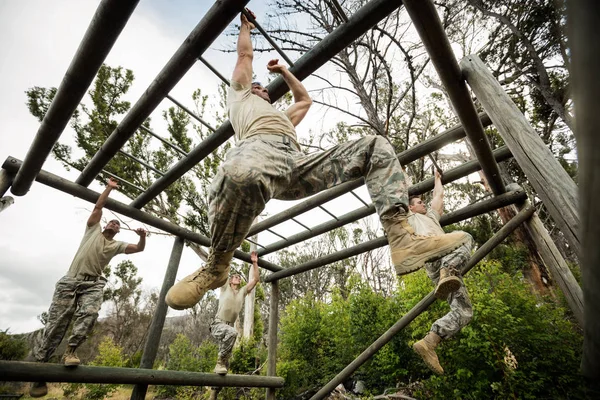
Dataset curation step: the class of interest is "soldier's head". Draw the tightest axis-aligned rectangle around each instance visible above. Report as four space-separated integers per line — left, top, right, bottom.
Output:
104 219 121 235
229 273 242 288
251 81 271 103
408 196 427 215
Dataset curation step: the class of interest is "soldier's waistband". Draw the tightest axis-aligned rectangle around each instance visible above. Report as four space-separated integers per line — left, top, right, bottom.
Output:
75 274 106 282
245 134 301 151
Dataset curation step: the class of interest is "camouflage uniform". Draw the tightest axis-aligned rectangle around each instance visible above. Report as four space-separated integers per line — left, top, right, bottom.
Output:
210 318 238 360
33 276 106 362
208 135 408 255
424 241 473 339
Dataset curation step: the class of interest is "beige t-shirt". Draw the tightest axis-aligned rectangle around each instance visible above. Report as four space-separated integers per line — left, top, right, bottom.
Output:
227 80 297 142
407 209 444 236
66 223 128 278
216 284 249 323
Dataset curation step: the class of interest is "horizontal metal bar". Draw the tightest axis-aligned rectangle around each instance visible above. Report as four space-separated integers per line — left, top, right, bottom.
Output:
11 0 140 196
166 94 216 132
242 9 295 66
129 0 404 209
350 190 369 207
264 184 524 282
403 0 505 195
258 151 518 256
319 205 339 221
101 170 144 192
267 228 287 241
310 204 536 399
0 361 284 388
3 157 283 273
76 0 250 187
291 217 312 232
118 150 164 176
140 125 188 156
199 56 230 86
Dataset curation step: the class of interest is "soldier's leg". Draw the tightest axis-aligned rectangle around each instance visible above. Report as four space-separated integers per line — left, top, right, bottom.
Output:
210 320 238 374
167 139 295 310
33 276 78 362
278 135 471 274
65 279 105 365
431 238 473 299
431 276 473 339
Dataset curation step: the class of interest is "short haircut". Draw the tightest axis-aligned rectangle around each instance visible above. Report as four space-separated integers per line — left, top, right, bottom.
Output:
409 195 421 206
109 219 121 226
251 81 262 87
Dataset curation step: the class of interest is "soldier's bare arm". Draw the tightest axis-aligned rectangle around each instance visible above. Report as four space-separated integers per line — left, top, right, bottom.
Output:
87 178 118 227
125 228 147 254
245 251 260 293
267 59 313 126
231 10 255 86
431 169 444 216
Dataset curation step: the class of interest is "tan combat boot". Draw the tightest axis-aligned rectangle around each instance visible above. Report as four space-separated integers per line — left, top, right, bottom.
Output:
214 356 229 375
63 346 80 367
30 381 48 398
166 250 233 310
413 331 444 375
435 267 462 299
382 212 470 275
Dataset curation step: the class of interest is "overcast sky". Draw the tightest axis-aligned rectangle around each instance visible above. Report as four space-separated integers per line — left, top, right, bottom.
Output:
0 0 373 333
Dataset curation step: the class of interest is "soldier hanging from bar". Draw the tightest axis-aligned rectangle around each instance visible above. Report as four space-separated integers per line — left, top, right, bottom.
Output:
27 178 147 398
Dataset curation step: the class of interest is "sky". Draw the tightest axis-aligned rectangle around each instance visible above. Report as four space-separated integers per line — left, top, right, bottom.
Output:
0 0 373 333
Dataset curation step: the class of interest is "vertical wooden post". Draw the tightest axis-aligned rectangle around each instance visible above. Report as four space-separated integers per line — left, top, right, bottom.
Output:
460 55 580 258
266 281 279 400
244 229 259 340
568 0 600 389
130 237 184 400
0 169 14 197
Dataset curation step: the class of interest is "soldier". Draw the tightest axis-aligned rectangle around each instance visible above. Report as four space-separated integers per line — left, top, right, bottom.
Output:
28 178 147 398
409 169 474 375
210 251 259 375
165 10 470 310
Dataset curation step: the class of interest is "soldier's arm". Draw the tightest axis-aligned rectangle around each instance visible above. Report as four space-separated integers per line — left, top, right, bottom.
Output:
88 178 118 227
245 251 260 293
124 228 147 254
267 60 312 127
431 169 444 216
231 10 255 87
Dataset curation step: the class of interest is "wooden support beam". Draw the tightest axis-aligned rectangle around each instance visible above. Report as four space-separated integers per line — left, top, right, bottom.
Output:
460 54 580 258
0 361 284 388
402 0 506 195
568 0 600 387
0 169 14 197
2 156 284 273
309 205 536 400
131 237 184 400
266 281 280 400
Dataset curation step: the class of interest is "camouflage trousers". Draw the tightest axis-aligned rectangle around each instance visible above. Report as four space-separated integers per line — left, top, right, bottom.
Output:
208 135 408 255
425 239 474 339
210 318 238 360
33 275 105 362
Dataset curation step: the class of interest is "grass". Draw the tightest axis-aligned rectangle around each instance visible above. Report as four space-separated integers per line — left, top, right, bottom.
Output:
15 384 159 399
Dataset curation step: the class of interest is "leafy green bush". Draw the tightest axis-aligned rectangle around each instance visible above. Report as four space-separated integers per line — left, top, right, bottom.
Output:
0 330 27 360
62 336 125 399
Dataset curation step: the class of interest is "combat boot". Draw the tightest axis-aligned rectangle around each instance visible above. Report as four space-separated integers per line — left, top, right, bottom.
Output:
413 331 444 375
166 250 233 310
435 267 462 299
382 212 470 275
63 345 80 367
30 381 48 398
214 356 229 375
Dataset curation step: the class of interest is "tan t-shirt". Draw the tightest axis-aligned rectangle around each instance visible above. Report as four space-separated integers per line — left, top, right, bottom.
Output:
407 209 444 236
66 223 128 278
227 80 297 142
216 284 249 323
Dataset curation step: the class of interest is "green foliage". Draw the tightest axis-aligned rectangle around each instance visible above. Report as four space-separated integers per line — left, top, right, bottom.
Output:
62 337 125 400
154 334 218 399
0 330 27 360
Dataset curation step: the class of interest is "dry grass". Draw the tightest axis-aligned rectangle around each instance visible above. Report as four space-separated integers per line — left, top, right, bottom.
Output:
17 383 158 399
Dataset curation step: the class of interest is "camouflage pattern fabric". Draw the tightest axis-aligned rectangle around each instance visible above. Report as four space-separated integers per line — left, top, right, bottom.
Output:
425 240 474 339
33 276 105 362
210 319 238 360
208 135 408 255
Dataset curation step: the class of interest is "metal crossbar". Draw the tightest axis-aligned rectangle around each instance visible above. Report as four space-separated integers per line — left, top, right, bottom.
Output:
140 126 189 157
166 95 217 132
118 150 164 176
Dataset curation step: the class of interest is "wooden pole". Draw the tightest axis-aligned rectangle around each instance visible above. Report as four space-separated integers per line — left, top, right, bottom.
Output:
130 237 184 400
0 169 13 197
517 202 583 326
0 361 284 388
266 281 279 400
567 0 600 389
243 236 258 340
460 54 580 258
309 205 536 400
